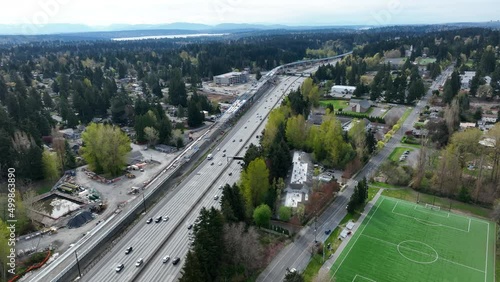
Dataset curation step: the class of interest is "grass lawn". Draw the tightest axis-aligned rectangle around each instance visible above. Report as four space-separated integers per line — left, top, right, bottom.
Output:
37 186 53 195
319 99 349 110
303 213 361 282
367 187 380 202
30 179 57 195
330 196 495 282
399 139 422 149
417 57 437 65
388 147 413 162
400 108 413 124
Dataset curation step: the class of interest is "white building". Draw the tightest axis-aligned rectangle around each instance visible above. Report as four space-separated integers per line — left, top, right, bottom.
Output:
213 71 248 85
331 85 356 95
460 71 476 90
290 152 308 189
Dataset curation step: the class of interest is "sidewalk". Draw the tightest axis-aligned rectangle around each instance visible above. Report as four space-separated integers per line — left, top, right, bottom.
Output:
318 189 384 278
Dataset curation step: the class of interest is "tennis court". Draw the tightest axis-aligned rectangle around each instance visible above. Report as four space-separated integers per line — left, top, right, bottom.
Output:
330 196 495 282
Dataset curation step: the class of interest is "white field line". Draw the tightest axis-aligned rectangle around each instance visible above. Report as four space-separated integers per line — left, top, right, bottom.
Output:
361 233 485 274
414 205 450 218
485 222 489 282
331 198 384 279
352 274 376 282
391 202 469 233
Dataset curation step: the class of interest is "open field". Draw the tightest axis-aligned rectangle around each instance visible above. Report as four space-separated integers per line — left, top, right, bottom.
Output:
330 196 495 282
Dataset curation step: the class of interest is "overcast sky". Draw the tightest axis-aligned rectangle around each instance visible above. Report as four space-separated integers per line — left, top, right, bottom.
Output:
4 0 500 26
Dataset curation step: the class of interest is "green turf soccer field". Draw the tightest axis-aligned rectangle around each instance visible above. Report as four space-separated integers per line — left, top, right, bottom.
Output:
330 196 495 282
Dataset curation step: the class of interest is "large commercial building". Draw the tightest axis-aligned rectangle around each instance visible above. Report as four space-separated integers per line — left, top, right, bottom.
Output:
213 71 248 85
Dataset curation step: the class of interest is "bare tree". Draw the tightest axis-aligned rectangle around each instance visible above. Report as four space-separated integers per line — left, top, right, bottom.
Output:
223 223 263 274
144 126 159 148
411 137 428 189
52 127 67 174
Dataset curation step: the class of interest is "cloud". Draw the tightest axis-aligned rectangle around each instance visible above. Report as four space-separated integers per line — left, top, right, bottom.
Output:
2 0 499 26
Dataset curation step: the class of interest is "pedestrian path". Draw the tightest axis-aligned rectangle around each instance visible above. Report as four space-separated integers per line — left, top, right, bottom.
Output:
318 189 384 278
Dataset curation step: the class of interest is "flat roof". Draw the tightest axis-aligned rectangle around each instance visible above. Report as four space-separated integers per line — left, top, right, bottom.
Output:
284 192 303 208
214 71 245 78
291 152 308 185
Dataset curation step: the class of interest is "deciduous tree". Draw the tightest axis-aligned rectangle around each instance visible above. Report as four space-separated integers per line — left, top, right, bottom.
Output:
242 158 270 213
81 123 130 176
42 149 60 181
253 204 272 227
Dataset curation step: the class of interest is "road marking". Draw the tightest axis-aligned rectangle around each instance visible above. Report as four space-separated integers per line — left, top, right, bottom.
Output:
331 198 384 279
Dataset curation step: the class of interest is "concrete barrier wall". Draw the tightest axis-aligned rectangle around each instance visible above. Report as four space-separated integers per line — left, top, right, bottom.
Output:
56 80 272 281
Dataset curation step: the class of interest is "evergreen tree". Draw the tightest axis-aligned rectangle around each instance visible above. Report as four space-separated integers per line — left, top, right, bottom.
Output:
450 70 461 96
366 129 376 154
221 184 247 222
168 68 188 107
187 97 204 128
42 91 54 108
179 251 204 282
243 144 264 170
192 208 225 281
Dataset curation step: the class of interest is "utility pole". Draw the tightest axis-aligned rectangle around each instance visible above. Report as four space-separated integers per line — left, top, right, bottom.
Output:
74 251 82 278
314 216 317 243
142 193 147 213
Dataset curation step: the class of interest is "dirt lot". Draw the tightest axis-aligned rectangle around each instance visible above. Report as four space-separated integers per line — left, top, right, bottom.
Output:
17 145 181 256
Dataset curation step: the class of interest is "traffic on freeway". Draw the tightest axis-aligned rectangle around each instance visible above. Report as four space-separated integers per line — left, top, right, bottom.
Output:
81 76 306 282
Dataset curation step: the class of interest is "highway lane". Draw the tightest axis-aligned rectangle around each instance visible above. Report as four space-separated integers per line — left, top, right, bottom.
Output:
82 76 304 282
257 67 455 282
139 77 307 282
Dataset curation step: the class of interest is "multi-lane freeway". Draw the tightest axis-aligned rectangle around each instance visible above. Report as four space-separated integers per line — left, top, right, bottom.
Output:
26 53 349 282
81 75 307 282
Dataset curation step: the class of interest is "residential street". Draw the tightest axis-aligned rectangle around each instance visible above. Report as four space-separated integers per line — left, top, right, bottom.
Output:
257 67 453 282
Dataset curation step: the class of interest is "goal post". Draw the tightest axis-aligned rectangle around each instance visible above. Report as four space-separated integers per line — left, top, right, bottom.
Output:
424 204 440 211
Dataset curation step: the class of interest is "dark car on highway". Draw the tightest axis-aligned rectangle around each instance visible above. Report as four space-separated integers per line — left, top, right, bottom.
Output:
172 257 181 265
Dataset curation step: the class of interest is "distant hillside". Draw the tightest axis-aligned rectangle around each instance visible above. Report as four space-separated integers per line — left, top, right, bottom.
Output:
0 21 498 44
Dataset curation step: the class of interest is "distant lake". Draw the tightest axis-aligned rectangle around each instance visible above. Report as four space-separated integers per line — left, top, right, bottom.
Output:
112 33 227 41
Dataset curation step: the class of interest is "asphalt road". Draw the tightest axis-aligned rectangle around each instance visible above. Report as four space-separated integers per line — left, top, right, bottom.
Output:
256 66 454 282
81 76 306 282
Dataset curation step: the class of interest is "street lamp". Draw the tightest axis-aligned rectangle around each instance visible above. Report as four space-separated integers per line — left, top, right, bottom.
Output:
75 251 82 278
